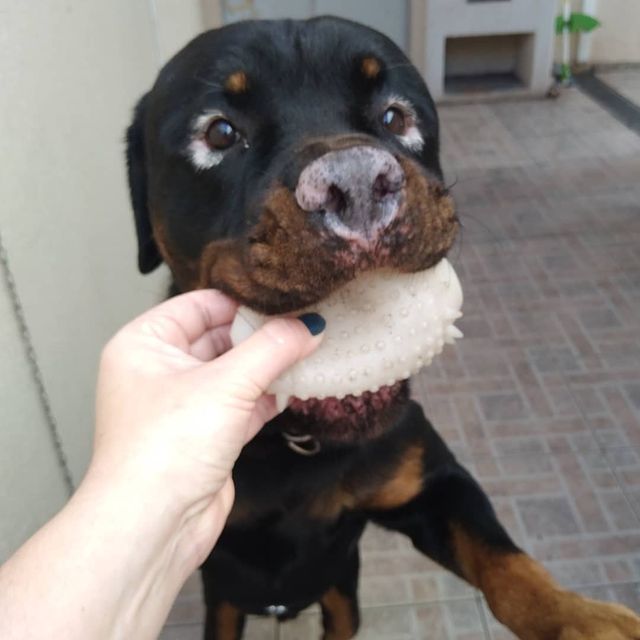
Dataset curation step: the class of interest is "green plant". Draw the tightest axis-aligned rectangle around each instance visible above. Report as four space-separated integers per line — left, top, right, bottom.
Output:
555 12 600 35
555 9 601 82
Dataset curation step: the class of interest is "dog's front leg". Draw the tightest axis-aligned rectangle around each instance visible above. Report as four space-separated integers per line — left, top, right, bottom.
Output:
367 404 640 639
448 501 640 639
374 463 640 638
318 549 360 640
202 600 246 640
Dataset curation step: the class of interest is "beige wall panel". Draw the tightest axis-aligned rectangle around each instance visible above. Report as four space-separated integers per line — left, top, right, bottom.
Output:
590 0 640 64
553 0 640 64
153 0 208 64
0 0 170 482
0 273 68 562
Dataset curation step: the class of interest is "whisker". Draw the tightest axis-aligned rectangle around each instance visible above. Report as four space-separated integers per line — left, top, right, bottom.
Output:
444 176 459 192
449 218 465 266
456 208 503 244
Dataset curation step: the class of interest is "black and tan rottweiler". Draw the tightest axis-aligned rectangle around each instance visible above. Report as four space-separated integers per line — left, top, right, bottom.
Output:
126 16 640 640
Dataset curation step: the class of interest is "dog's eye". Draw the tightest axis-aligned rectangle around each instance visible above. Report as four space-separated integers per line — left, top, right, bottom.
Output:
205 118 239 150
382 107 407 136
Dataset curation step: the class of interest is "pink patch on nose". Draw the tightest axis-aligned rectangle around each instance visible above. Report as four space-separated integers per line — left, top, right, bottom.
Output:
295 146 405 243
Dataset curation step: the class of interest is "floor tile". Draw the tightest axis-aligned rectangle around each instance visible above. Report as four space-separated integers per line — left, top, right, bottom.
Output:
466 449 640 588
597 69 640 105
606 448 640 522
160 616 276 640
165 592 204 626
280 600 488 640
159 623 202 640
165 573 204 627
359 525 477 604
568 374 640 449
244 616 278 640
278 611 322 639
412 342 599 458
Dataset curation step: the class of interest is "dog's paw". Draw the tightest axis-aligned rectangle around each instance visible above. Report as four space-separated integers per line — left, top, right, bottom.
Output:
549 592 640 640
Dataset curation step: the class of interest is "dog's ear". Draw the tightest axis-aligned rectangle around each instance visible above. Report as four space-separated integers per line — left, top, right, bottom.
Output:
126 94 162 274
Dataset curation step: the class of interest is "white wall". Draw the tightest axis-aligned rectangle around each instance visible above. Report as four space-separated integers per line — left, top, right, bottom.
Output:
0 0 211 561
222 0 409 53
553 0 640 65
590 0 640 64
0 270 69 561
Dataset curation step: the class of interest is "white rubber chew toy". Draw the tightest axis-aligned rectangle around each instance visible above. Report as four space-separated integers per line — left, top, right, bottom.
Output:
230 258 463 411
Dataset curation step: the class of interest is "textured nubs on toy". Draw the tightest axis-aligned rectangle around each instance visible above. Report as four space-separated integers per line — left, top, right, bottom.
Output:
230 259 463 411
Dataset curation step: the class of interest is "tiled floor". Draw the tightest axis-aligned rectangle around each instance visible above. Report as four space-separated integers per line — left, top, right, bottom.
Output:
161 84 640 638
597 68 640 105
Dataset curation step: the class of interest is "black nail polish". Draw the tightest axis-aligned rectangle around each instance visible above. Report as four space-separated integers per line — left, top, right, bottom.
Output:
297 312 326 336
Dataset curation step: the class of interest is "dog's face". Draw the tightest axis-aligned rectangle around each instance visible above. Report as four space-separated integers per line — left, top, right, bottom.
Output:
127 17 458 314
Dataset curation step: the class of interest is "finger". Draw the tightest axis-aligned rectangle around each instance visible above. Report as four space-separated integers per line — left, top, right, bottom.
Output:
189 324 233 361
126 290 238 351
213 315 324 400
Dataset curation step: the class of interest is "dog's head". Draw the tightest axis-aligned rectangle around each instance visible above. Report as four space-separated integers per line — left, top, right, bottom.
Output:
127 17 458 314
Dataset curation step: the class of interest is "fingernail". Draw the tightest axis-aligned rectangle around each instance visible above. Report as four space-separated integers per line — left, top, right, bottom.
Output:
297 312 326 336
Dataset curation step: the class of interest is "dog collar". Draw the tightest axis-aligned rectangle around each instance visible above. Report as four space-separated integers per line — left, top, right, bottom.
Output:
282 430 321 456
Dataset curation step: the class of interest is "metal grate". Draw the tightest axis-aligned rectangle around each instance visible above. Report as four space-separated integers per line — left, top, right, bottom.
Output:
0 229 75 496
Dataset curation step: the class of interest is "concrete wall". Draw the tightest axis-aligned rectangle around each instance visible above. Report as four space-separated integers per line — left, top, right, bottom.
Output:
587 0 640 64
222 0 409 53
0 0 212 562
419 0 557 100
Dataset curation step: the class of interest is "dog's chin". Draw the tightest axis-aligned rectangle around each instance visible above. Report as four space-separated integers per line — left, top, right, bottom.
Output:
224 240 448 316
227 243 452 444
282 381 410 445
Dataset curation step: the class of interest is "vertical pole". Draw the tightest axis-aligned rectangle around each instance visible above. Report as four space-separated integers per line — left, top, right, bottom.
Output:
576 0 598 64
561 0 572 82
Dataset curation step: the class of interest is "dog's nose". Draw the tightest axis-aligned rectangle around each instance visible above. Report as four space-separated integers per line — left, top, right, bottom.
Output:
295 146 405 242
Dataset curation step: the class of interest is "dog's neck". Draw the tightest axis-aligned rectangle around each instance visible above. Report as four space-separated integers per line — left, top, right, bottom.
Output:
265 380 411 450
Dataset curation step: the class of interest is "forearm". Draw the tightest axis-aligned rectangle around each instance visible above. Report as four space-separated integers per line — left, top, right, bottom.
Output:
0 467 205 640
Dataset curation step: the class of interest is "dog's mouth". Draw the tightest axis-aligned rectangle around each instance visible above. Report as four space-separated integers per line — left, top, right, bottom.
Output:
230 259 464 444
283 381 410 445
169 155 460 443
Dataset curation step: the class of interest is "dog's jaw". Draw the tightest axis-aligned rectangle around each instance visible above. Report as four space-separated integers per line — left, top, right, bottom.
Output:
283 381 410 444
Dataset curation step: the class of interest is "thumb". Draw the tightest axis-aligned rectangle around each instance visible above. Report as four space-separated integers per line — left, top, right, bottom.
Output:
213 313 325 400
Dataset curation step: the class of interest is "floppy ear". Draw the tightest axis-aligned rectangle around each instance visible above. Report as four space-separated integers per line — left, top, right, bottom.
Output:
126 94 162 274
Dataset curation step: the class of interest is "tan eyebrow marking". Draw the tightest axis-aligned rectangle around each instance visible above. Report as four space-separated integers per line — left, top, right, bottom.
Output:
224 71 248 94
361 57 381 79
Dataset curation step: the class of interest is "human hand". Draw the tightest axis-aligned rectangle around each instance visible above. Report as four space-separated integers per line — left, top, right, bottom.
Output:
89 289 324 568
0 290 324 640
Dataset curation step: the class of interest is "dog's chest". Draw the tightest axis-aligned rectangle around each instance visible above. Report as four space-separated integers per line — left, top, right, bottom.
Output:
228 434 425 526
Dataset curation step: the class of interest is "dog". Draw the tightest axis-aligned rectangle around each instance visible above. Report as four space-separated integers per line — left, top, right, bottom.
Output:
126 17 640 640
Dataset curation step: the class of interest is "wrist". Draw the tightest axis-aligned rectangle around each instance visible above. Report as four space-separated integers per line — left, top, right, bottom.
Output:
69 466 214 638
79 461 201 570
0 464 206 640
